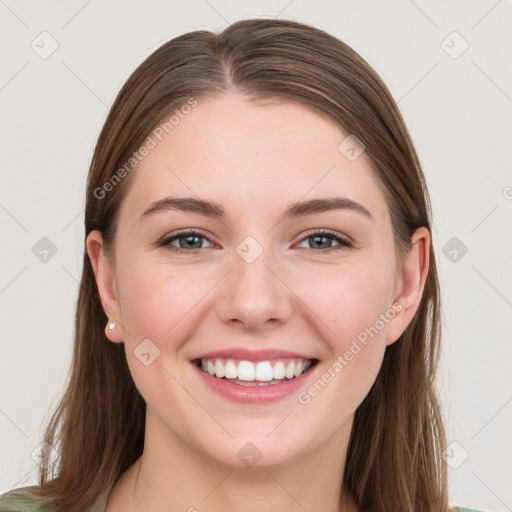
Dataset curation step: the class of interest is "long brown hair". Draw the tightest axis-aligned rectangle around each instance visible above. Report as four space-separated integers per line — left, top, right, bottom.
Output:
1 18 449 512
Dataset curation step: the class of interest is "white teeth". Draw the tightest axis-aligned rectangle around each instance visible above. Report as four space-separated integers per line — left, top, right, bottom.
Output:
224 360 237 379
237 360 255 381
255 361 273 381
214 360 225 378
285 362 295 379
273 361 285 380
198 357 313 382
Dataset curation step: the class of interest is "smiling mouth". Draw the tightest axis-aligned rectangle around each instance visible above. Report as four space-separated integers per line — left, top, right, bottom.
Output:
194 357 319 386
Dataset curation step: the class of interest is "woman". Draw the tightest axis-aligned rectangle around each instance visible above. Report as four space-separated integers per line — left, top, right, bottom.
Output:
0 18 484 512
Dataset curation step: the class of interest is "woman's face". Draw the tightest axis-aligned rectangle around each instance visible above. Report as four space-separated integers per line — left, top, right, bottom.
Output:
88 91 427 469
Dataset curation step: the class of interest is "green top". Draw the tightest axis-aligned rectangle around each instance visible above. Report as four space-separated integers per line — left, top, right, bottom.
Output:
0 491 109 511
0 493 487 512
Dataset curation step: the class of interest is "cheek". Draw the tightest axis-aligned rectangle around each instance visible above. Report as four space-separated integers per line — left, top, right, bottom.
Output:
300 262 396 348
116 258 214 340
114 260 206 404
293 268 394 424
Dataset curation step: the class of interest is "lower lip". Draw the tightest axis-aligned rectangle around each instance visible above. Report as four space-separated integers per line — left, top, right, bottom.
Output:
192 362 316 404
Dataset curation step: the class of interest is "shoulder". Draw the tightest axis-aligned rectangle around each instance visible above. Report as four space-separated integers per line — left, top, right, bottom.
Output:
0 493 53 512
452 507 488 512
0 488 107 512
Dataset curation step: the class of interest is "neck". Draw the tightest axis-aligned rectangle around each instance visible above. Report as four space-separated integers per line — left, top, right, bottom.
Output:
106 411 358 512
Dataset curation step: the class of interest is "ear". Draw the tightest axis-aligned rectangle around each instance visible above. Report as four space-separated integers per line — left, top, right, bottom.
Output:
86 230 124 343
386 227 430 346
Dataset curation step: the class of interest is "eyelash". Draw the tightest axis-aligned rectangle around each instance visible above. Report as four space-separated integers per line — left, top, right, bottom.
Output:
158 228 353 254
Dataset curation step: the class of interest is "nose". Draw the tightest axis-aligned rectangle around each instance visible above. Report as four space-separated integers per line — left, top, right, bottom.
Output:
216 245 294 332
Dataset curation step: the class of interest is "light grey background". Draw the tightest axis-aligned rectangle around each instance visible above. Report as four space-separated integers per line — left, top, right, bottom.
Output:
1 1 511 510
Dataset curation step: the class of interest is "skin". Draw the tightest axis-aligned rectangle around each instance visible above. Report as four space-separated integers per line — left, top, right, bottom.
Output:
87 91 429 512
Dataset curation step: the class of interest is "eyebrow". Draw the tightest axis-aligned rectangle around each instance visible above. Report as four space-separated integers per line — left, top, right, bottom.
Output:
281 197 372 220
141 196 224 219
140 196 372 221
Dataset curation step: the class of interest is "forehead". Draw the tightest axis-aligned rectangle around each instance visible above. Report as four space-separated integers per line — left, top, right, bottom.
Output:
119 92 389 224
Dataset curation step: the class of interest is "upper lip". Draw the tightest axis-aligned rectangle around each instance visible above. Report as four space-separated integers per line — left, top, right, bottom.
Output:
192 348 315 362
